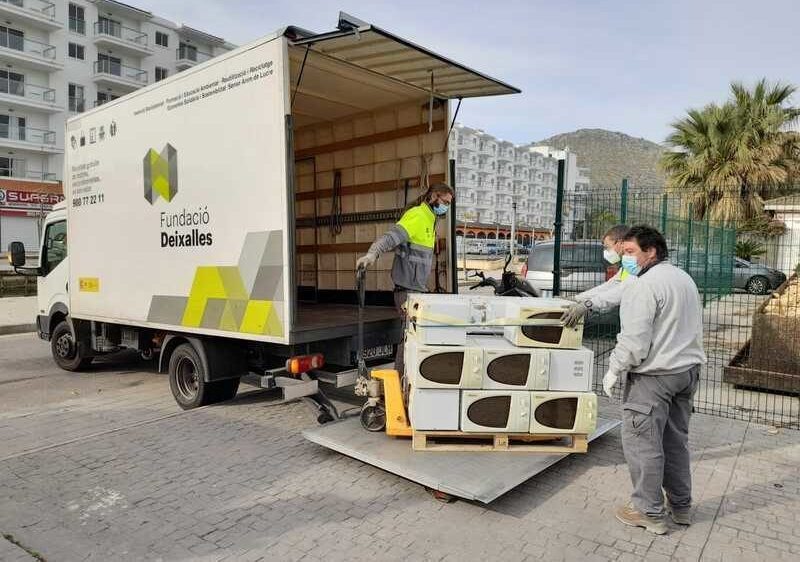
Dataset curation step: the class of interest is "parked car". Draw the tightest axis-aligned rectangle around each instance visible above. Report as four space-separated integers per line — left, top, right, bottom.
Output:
522 240 610 295
733 257 787 295
668 254 787 295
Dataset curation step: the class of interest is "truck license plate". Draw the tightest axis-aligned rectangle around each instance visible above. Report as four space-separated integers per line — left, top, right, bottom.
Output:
361 345 394 361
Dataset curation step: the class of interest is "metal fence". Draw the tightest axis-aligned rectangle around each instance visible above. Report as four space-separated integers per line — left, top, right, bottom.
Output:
550 183 800 429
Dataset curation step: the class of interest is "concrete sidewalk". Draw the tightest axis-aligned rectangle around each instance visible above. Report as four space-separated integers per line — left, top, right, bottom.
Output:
0 296 37 335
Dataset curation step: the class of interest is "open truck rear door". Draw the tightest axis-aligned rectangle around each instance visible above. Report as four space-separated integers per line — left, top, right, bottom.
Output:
286 13 521 100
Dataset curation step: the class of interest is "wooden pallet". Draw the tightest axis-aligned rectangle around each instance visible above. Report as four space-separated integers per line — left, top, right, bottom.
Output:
412 431 588 453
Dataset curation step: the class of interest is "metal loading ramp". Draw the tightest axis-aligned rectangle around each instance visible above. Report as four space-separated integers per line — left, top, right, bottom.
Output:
303 417 620 503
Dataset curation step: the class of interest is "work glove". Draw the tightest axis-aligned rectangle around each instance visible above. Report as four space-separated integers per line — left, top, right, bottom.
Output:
603 370 619 397
356 253 376 271
560 301 589 328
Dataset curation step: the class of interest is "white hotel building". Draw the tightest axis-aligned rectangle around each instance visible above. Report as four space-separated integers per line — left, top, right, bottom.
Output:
0 0 234 248
449 124 589 241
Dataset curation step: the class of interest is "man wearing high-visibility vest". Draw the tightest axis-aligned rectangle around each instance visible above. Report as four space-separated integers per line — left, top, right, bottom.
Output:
560 224 636 327
356 183 454 375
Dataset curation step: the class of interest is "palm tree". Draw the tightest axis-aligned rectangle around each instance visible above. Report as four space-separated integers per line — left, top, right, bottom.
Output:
661 79 800 222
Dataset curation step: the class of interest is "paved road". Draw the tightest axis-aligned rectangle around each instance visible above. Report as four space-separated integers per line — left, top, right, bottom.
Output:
0 333 164 412
2 335 800 561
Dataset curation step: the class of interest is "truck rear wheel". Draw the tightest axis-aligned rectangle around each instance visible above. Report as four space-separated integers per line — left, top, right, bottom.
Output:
51 320 93 372
168 343 240 410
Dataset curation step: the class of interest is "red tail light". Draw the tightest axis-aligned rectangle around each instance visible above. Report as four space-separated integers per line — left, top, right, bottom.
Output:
286 354 324 375
521 264 528 277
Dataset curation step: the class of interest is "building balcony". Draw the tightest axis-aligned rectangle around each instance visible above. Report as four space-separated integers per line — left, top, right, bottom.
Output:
0 124 60 153
175 46 213 70
93 20 152 58
0 34 61 71
93 60 148 91
0 77 60 113
0 0 62 31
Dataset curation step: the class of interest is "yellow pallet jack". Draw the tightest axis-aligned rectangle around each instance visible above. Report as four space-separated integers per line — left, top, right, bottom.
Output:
354 266 412 436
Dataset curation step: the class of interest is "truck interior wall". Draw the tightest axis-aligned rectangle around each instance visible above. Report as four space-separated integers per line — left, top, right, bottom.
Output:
288 45 451 306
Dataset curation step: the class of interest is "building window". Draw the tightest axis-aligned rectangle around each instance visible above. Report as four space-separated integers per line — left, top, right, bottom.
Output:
69 3 86 35
69 84 85 112
155 31 169 48
0 70 24 97
68 42 85 60
97 16 121 38
155 67 168 82
96 91 119 107
0 26 24 51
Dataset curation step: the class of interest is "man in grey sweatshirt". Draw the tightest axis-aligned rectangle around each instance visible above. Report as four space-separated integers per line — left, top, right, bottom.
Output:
604 225 706 535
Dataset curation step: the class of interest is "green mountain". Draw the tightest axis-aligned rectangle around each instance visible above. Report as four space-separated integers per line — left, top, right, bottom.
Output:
536 128 666 190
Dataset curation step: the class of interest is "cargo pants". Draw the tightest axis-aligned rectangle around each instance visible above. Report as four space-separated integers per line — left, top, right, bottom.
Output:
621 365 701 518
393 288 410 378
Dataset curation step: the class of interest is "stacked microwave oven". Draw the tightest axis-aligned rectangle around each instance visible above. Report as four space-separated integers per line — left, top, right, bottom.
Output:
405 294 597 435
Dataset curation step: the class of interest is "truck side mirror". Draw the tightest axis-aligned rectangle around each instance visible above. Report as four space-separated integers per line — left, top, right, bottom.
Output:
7 241 26 267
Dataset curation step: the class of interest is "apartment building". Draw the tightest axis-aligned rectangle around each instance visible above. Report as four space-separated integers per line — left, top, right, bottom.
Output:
0 0 234 248
530 146 591 239
449 124 589 242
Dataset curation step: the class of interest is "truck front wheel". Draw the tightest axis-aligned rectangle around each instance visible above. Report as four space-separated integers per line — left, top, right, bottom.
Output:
168 343 240 410
51 320 93 371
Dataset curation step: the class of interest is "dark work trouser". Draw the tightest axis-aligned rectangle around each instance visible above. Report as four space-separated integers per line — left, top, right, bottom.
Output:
392 288 409 378
621 365 701 518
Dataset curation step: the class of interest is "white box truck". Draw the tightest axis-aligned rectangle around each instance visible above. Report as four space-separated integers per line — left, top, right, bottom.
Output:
8 13 519 415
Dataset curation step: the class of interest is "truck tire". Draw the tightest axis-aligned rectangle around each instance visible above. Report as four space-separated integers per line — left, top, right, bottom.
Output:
51 320 93 372
168 343 240 409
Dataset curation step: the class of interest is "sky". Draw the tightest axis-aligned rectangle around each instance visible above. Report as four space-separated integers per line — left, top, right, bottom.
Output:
139 0 799 146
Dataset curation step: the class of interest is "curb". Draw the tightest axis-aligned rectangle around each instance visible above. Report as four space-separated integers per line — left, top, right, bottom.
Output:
0 324 37 336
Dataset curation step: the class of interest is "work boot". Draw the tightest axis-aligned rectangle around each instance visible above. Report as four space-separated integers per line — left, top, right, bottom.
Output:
615 506 668 535
667 506 692 526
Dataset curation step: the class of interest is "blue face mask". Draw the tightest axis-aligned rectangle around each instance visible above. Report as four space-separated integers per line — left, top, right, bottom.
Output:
620 255 641 276
433 203 449 216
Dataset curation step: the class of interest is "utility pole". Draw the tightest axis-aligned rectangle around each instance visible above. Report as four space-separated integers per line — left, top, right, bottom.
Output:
461 219 467 278
510 202 517 259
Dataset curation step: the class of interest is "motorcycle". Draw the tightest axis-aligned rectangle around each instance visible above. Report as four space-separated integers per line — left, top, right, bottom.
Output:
468 253 541 297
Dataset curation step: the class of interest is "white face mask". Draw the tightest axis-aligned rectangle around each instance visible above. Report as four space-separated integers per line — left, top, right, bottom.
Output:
603 248 621 264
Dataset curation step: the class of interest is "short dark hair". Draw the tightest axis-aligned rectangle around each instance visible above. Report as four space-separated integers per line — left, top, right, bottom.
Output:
624 225 668 261
603 224 630 242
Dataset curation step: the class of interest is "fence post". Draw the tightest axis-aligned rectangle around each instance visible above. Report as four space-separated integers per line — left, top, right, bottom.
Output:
620 178 629 224
702 217 710 307
552 159 566 296
660 193 668 234
685 203 694 271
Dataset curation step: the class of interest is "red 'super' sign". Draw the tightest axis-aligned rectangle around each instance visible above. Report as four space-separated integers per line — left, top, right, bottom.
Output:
0 188 64 209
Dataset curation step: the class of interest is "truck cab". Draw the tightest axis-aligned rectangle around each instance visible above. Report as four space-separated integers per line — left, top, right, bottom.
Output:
12 202 87 370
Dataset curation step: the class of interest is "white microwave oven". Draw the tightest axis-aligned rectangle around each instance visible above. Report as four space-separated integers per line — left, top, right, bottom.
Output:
530 392 597 434
502 298 583 349
405 294 510 345
474 335 550 390
408 388 460 431
460 390 530 432
405 338 483 389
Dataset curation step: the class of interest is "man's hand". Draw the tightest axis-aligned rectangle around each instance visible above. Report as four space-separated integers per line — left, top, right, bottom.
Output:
356 254 376 271
560 301 589 328
603 370 619 397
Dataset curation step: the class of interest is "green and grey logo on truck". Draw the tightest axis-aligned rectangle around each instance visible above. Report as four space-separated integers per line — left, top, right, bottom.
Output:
143 143 178 204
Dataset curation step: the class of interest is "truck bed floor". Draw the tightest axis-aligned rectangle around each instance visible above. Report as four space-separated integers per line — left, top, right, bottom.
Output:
292 303 400 342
